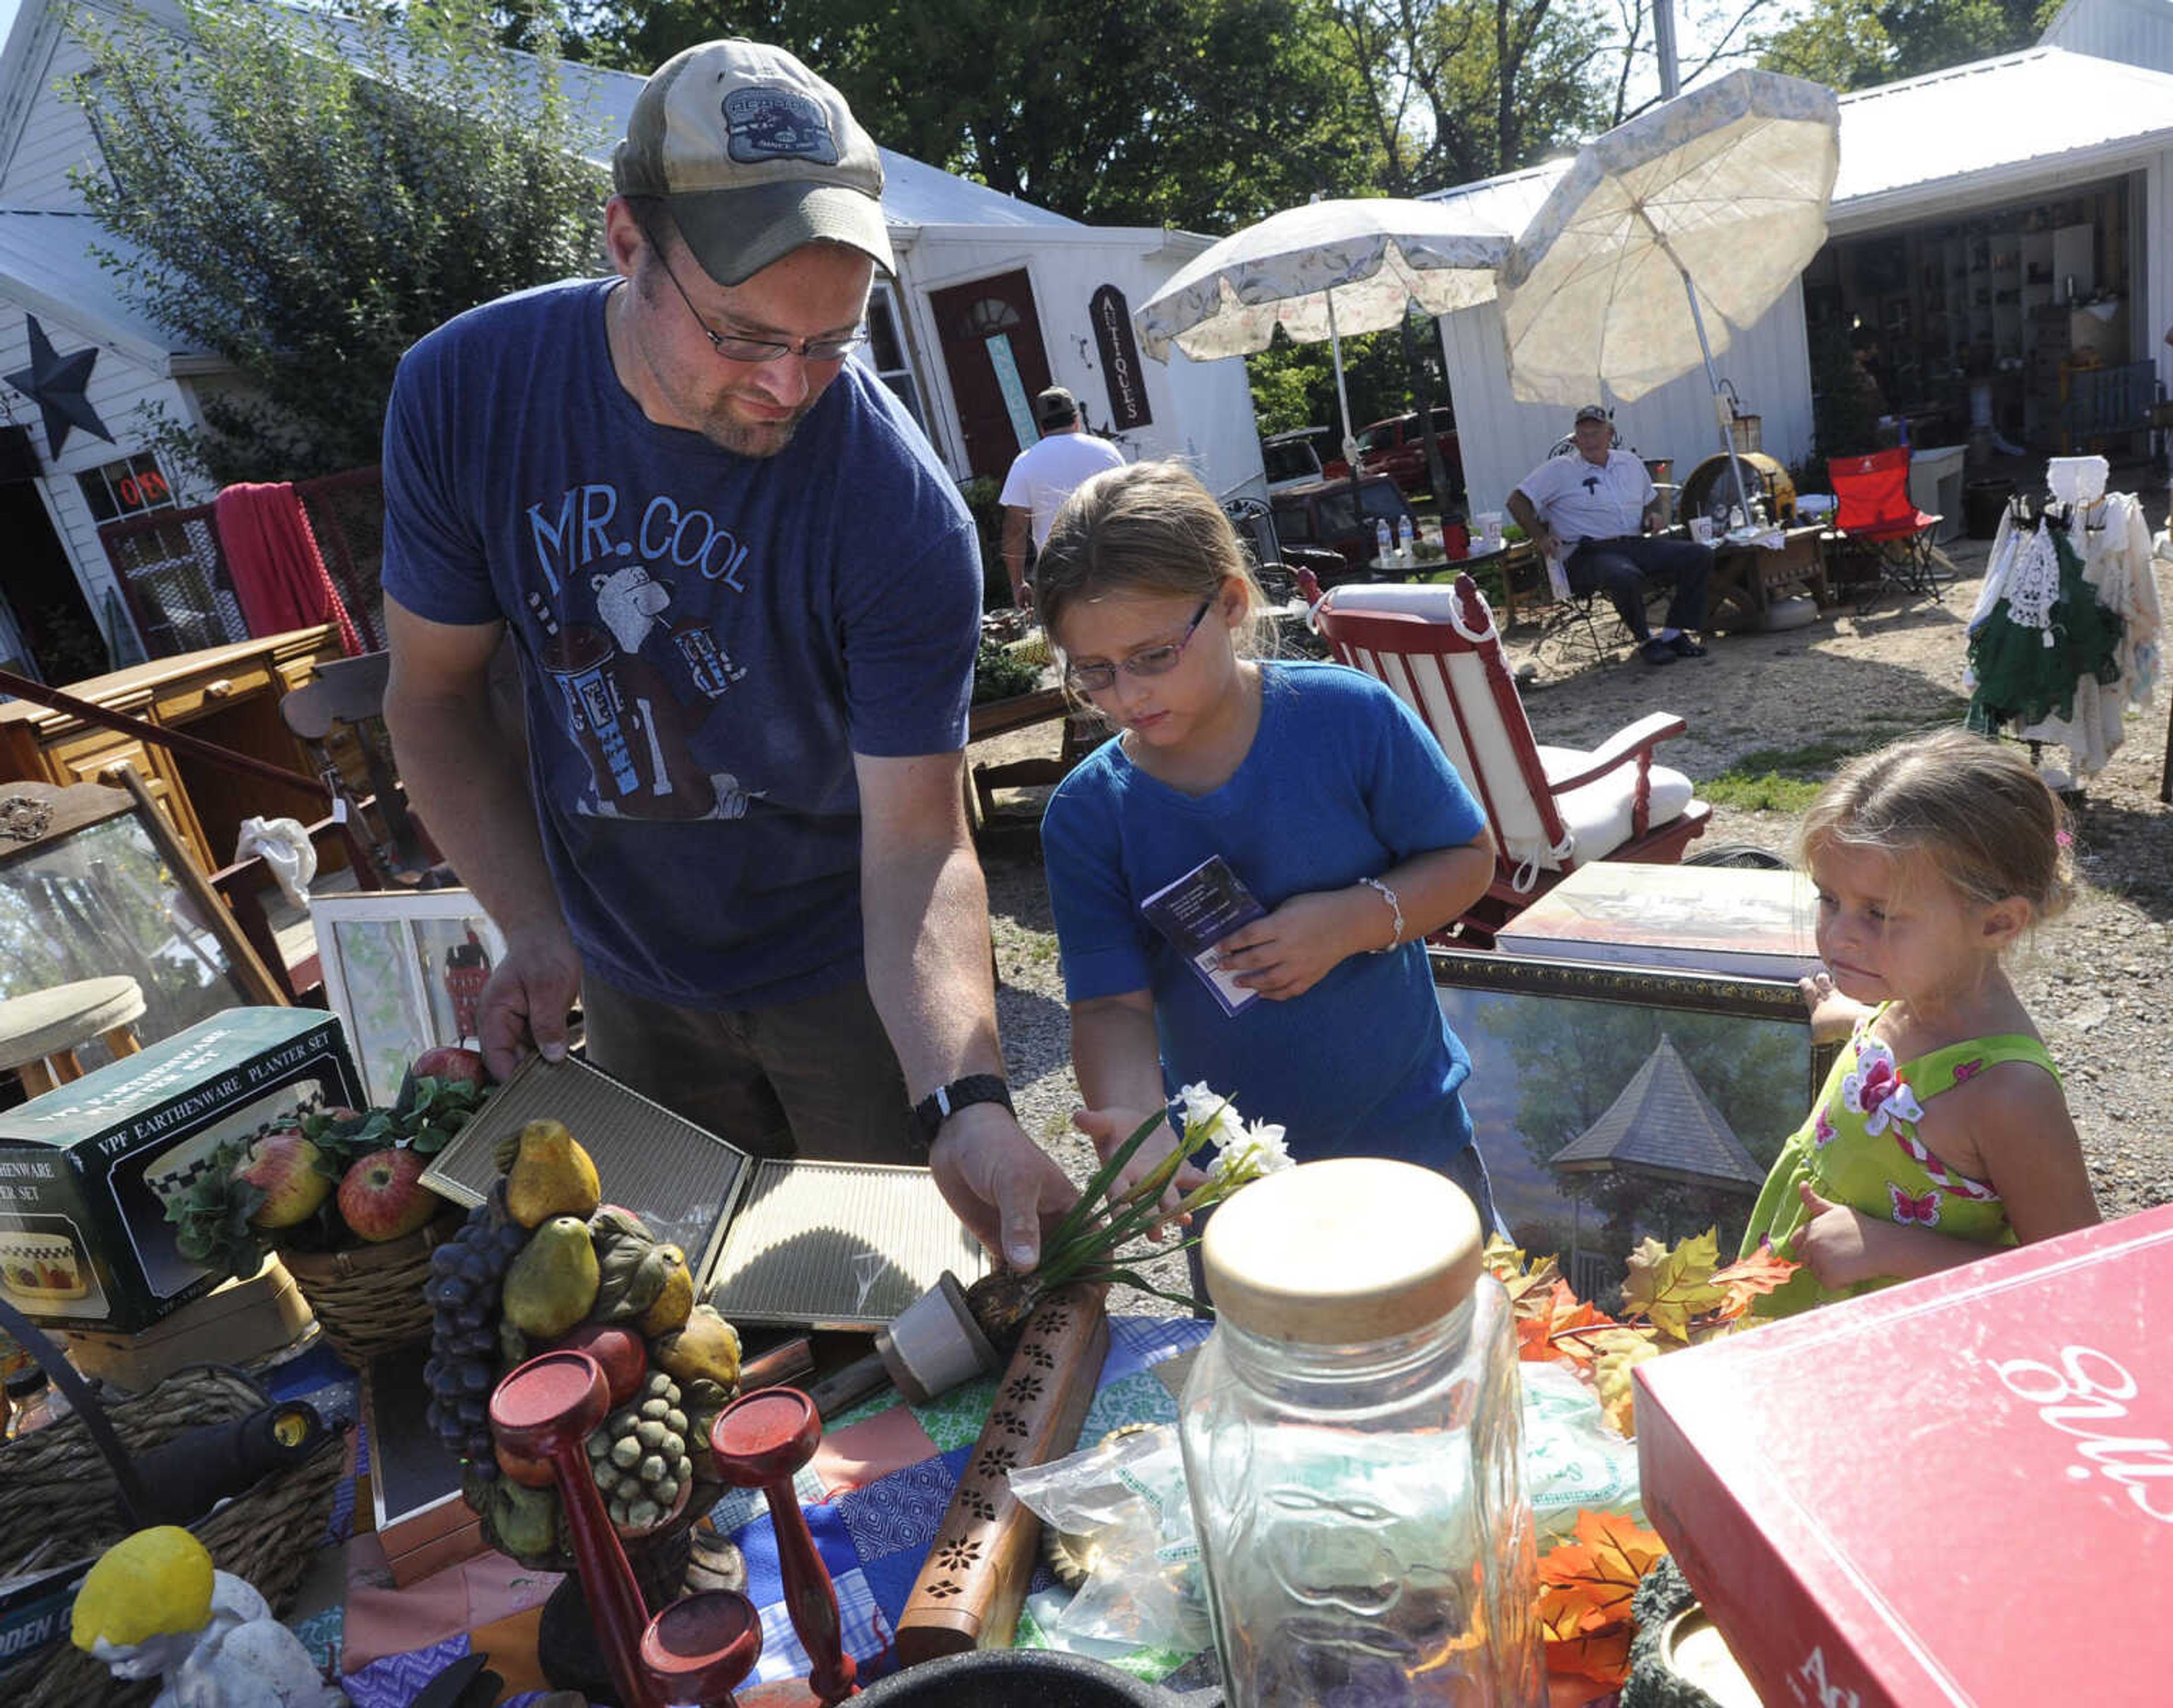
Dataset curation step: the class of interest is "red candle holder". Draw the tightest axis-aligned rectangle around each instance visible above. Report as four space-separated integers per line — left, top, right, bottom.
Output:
494 1350 768 1708
711 1387 858 1706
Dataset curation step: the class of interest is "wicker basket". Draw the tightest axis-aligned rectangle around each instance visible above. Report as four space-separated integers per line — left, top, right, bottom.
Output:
278 1203 466 1366
0 1364 347 1708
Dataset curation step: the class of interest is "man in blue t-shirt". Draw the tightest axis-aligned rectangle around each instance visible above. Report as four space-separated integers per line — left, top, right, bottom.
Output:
379 39 1072 1269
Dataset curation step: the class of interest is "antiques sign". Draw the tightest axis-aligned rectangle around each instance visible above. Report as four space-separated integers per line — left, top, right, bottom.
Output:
1090 285 1152 430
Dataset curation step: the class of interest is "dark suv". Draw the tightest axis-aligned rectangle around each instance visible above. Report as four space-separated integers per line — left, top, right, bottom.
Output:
1356 408 1463 497
1270 473 1416 579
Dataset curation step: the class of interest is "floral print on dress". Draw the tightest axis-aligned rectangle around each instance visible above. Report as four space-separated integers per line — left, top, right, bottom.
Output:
1888 1183 1942 1227
1842 1036 1923 1137
1813 1106 1837 1147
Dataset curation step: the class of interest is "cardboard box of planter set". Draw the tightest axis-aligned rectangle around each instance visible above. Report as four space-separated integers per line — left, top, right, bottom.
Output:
0 1007 364 1333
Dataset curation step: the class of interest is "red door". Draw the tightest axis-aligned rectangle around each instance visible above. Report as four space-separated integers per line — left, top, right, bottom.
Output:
927 269 1052 483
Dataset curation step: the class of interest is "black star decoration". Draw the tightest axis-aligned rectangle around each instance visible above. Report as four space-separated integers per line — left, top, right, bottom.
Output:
5 314 114 458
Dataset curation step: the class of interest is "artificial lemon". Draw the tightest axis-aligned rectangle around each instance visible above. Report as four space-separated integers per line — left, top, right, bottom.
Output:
72 1525 214 1651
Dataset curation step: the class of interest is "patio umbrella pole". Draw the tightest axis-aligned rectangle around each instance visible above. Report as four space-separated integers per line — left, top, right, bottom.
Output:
1675 258 1758 529
1325 285 1360 482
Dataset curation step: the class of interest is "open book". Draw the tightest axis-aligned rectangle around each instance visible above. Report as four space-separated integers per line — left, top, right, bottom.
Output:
420 1054 987 1332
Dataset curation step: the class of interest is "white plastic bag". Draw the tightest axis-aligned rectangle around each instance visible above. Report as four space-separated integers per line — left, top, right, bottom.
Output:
1520 1360 1644 1544
1006 1423 1210 1656
233 816 317 911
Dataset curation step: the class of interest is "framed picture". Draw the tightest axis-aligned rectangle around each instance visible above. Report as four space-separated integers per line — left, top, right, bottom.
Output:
0 776 280 1076
1431 949 1826 1296
311 889 505 1106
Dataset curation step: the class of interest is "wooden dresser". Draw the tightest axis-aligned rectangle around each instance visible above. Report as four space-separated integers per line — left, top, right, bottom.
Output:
0 626 342 874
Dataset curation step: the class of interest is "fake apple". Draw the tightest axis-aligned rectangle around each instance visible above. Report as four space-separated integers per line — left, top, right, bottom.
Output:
234 1131 335 1229
410 1046 488 1088
338 1148 438 1243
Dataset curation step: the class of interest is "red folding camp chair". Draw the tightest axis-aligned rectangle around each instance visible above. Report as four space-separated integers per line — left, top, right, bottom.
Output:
1823 448 1947 614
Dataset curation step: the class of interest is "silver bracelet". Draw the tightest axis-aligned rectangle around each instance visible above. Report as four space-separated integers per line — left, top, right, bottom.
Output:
1358 877 1405 952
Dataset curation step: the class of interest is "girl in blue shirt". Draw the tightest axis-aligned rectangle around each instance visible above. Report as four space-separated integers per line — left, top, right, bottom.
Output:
1035 461 1504 1231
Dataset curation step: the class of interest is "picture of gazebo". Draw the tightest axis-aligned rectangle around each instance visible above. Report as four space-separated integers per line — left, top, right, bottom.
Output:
1548 1034 1767 1293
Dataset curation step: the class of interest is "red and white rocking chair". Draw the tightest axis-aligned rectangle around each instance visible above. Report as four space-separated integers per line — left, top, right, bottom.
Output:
1300 569 1711 942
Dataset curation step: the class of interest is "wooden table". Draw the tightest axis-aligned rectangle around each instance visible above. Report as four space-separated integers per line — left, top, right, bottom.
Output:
963 685 1090 835
1707 525 1830 631
0 627 342 873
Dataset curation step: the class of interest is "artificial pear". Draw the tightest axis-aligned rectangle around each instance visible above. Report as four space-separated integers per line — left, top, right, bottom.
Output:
503 1120 601 1229
501 1216 600 1338
638 1246 694 1336
651 1304 741 1391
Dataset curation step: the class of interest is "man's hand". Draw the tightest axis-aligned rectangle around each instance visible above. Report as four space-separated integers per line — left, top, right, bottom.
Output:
1072 1105 1205 1240
1216 889 1375 1000
476 924 583 1083
930 1101 1079 1271
1532 526 1562 560
1010 576 1032 608
1789 1181 1889 1291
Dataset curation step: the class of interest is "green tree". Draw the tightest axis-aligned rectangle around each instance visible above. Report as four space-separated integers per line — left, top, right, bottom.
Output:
1758 0 2060 90
1322 0 1613 193
68 0 611 483
570 0 1377 234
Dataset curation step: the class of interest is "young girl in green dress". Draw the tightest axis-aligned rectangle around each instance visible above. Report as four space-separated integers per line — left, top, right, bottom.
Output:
1740 728 2099 1315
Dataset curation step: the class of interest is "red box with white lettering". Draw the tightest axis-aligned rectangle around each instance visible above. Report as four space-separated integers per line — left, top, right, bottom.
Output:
1635 1204 2173 1708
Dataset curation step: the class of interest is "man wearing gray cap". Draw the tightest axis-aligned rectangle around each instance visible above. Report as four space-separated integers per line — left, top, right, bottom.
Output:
998 387 1125 606
1506 404 1712 666
379 39 1074 1269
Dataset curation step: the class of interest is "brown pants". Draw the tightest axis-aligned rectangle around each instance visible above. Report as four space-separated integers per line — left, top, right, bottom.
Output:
580 972 921 1165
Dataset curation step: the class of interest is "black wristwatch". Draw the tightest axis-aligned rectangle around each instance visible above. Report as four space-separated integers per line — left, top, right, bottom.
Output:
912 1074 1015 1149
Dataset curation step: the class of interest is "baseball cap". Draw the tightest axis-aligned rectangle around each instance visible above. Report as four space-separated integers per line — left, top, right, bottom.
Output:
613 40 894 288
1574 404 1609 425
1034 387 1079 429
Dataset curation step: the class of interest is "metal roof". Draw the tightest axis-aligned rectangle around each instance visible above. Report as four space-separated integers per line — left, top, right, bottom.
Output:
0 209 206 368
1548 1035 1767 1191
1828 46 2173 219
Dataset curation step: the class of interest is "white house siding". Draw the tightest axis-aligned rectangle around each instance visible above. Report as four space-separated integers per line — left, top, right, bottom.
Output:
2147 148 2173 402
2039 0 2173 74
896 226 1261 495
1440 279 1815 517
0 19 98 207
0 302 208 644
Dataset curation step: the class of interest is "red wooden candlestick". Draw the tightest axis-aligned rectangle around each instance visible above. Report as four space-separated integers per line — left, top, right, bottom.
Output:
491 1350 667 1708
640 1589 765 1706
711 1387 857 1705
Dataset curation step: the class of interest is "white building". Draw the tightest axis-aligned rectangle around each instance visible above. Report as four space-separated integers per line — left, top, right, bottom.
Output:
0 0 1256 681
1431 0 2173 518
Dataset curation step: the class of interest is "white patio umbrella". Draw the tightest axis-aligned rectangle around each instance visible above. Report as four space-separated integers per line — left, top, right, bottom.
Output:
1498 70 1841 522
1134 197 1513 473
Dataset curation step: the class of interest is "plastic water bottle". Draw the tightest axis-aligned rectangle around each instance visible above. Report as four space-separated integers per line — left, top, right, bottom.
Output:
1397 514 1416 560
1375 518 1393 564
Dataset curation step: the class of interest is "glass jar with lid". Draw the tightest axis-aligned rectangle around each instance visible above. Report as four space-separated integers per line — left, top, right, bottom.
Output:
1179 1157 1541 1707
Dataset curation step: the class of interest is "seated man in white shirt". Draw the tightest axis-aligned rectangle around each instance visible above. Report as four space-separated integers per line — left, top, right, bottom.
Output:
1505 404 1714 667
999 387 1126 606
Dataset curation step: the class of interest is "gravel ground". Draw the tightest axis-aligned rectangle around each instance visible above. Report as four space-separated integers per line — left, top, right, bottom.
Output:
978 478 2173 1302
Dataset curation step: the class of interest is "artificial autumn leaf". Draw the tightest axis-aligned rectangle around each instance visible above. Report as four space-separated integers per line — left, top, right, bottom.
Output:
1619 1229 1728 1341
1539 1509 1668 1623
1534 1511 1667 1686
1710 1243 1801 1319
1512 1280 1614 1371
1588 1329 1661 1436
1484 1234 1564 1307
1537 1592 1635 1685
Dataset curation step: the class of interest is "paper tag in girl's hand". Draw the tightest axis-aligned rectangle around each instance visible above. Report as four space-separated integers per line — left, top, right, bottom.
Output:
1140 855 1268 1016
